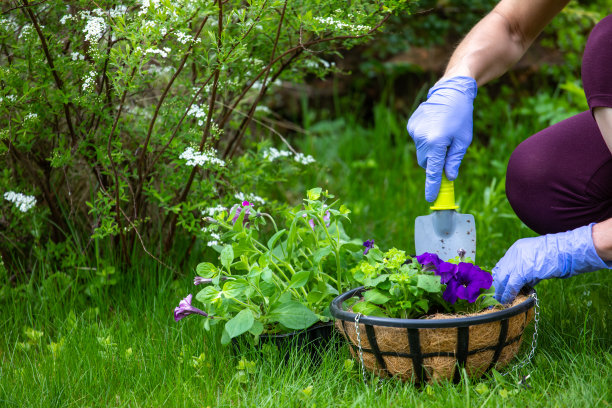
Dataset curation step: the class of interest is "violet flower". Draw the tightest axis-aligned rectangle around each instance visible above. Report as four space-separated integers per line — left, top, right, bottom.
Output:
303 210 330 230
231 201 253 225
174 294 211 322
194 276 212 285
436 261 457 284
443 262 493 304
363 239 375 255
416 252 442 271
194 276 228 285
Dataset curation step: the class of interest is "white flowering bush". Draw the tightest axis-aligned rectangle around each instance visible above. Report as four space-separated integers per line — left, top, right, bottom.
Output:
0 0 409 271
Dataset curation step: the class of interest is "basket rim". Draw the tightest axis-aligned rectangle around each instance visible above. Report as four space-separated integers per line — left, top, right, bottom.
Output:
330 286 535 328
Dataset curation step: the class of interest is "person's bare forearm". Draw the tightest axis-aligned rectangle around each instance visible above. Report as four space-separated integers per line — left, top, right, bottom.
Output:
593 218 612 261
442 0 569 86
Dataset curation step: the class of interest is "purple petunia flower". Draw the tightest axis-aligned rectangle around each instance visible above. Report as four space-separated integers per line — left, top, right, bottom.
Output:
443 262 493 304
174 294 211 322
303 210 331 230
194 276 212 285
416 252 442 270
363 239 375 255
194 276 228 285
231 201 253 225
436 261 457 284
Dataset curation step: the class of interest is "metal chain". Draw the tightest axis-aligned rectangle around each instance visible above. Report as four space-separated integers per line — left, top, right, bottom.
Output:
354 313 367 384
503 291 540 377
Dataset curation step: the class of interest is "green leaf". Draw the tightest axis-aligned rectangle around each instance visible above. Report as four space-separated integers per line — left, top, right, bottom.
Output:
249 320 264 336
268 301 318 330
352 301 387 317
363 289 390 305
220 245 234 271
224 309 255 339
267 229 286 250
222 279 249 300
197 262 218 278
261 267 274 284
417 274 442 293
196 286 220 304
313 247 332 264
307 188 322 201
288 270 311 289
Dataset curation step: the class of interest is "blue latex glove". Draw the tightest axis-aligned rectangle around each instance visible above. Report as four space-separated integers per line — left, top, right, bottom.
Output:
407 76 477 202
492 223 611 304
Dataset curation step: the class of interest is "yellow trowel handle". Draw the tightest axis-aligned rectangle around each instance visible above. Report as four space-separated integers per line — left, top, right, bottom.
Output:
430 174 459 210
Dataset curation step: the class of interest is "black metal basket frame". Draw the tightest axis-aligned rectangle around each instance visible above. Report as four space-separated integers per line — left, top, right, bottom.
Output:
330 286 536 384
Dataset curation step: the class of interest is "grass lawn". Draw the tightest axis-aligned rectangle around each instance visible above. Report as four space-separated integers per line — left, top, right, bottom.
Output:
1 99 610 407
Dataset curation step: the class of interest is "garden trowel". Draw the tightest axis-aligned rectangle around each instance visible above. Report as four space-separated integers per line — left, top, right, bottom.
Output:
414 175 476 261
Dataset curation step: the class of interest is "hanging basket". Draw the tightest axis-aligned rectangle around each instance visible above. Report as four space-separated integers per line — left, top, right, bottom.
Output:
330 287 536 384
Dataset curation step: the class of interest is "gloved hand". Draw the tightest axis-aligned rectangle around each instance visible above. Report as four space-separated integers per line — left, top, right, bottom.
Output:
492 223 611 304
407 76 477 202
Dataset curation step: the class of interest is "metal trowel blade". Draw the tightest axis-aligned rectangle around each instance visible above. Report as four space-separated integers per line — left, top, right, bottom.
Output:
414 210 476 262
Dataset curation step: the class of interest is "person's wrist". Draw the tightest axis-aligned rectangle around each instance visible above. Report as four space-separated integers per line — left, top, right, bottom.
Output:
427 76 478 100
592 219 612 262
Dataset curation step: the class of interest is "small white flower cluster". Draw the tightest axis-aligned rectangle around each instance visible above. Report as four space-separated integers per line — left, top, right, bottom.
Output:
82 70 96 92
262 147 315 165
145 47 171 59
83 16 106 43
0 95 17 104
179 147 225 167
175 31 201 45
18 24 33 40
234 192 265 206
60 14 73 25
4 191 36 213
263 147 292 161
187 104 208 126
24 112 38 121
206 232 221 247
294 152 316 165
71 52 85 61
139 0 161 15
147 65 175 75
202 205 227 217
314 16 371 33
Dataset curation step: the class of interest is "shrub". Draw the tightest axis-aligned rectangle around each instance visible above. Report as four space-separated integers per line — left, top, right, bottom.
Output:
0 0 410 274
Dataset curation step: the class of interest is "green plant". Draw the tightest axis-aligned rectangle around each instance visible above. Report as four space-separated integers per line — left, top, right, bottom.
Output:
0 0 410 273
173 187 364 344
347 247 499 319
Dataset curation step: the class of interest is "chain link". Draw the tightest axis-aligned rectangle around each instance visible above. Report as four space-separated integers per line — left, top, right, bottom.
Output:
354 313 367 384
503 291 540 376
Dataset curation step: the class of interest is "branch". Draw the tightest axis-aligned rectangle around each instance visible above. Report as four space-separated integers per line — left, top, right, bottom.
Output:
22 0 78 146
2 0 48 15
106 67 137 263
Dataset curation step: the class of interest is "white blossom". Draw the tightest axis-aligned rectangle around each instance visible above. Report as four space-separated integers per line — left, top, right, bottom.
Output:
145 47 171 58
83 16 106 43
71 52 85 61
262 147 315 165
202 205 226 217
234 192 265 205
294 152 316 165
314 16 371 32
82 70 96 92
0 95 17 104
60 15 73 25
179 147 225 167
24 112 38 121
4 191 36 213
262 147 292 161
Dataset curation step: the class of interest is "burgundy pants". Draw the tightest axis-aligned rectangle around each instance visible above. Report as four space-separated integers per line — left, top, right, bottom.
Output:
506 15 612 235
